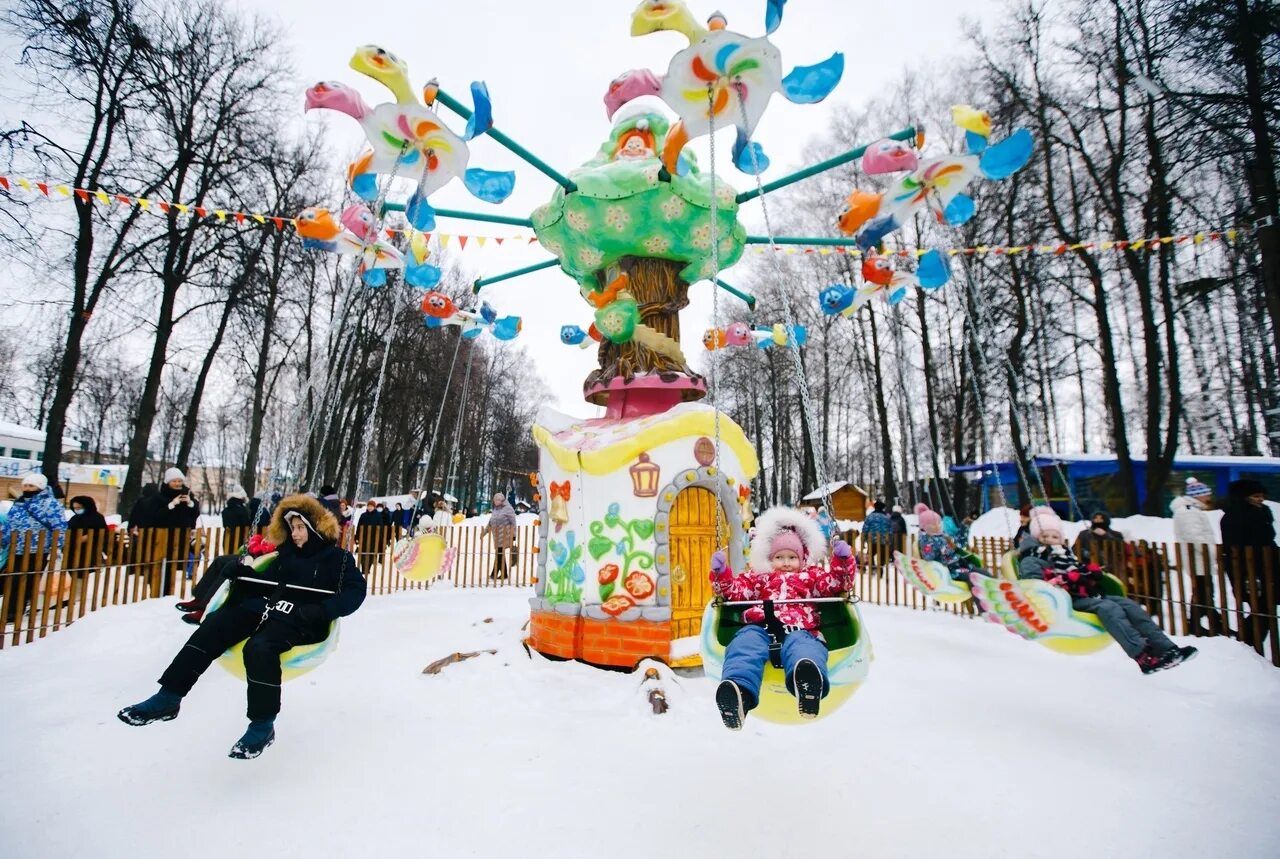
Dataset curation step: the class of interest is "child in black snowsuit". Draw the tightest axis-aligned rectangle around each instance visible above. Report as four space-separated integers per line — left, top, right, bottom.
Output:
118 495 366 758
1018 507 1195 674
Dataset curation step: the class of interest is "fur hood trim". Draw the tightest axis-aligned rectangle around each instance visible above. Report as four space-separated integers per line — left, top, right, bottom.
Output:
267 494 342 546
749 506 826 571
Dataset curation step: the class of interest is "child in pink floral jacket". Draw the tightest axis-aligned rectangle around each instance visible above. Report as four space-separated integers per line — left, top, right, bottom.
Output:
710 506 857 729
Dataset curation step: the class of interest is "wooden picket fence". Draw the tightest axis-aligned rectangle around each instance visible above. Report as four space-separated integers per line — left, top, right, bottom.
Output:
3 524 1278 666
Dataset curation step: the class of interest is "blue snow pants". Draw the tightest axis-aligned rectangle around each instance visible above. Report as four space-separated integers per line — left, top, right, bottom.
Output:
1072 595 1177 659
721 625 829 710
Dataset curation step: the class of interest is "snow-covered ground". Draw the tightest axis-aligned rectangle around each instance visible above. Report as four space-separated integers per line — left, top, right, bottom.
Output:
2 588 1278 858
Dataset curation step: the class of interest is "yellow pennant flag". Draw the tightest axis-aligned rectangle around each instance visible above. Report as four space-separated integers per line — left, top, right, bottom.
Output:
251 214 265 224
475 236 488 248
55 184 72 196
819 248 831 255
1193 232 1205 244
16 178 32 190
137 198 151 211
1226 229 1237 241
1100 241 1114 250
214 210 227 221
439 234 451 248
174 203 190 215
95 190 109 205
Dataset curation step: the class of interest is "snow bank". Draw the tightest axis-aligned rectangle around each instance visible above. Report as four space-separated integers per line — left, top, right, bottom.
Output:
1 590 1277 858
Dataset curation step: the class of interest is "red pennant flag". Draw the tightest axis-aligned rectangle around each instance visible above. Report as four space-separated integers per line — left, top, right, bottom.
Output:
0 176 9 191
159 201 172 214
495 237 504 245
385 228 395 240
421 232 432 243
234 212 246 224
528 237 537 244
1116 240 1129 250
458 235 469 250
36 182 49 196
75 189 90 202
270 217 284 230
195 207 207 218
803 248 813 254
115 194 130 204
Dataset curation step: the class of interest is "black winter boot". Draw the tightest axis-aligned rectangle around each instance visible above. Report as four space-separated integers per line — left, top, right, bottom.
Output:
793 658 824 718
117 689 182 726
229 720 275 759
715 681 747 731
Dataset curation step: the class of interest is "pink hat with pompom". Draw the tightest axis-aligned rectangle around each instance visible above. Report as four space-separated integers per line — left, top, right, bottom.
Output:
1028 505 1064 540
915 502 941 531
769 528 806 561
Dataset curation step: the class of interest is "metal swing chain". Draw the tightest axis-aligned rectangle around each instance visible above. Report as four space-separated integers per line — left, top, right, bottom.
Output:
735 96 836 522
707 86 726 555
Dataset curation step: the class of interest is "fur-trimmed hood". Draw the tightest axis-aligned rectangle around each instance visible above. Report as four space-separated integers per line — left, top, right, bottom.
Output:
266 493 342 546
749 506 826 571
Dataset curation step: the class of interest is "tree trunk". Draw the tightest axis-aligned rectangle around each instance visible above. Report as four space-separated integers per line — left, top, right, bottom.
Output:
865 307 898 502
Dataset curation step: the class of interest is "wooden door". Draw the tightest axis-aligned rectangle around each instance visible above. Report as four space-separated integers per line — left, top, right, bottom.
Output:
669 486 727 641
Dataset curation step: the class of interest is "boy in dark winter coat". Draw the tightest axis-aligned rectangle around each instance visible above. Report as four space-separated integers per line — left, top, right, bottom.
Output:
710 507 856 729
118 494 367 759
1018 507 1194 674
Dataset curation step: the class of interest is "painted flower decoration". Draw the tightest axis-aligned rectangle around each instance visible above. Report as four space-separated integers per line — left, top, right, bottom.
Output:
594 298 640 344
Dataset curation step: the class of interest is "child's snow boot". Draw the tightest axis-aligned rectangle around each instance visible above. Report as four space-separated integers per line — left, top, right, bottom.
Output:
174 600 201 612
1136 648 1170 675
1174 645 1198 665
117 689 182 725
793 658 823 718
715 680 747 731
181 609 203 626
229 720 275 759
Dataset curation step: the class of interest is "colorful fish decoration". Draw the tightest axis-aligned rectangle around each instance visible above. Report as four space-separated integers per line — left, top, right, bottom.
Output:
421 290 521 340
703 321 806 349
295 204 440 288
560 324 604 349
860 138 919 175
632 0 843 174
836 107 1034 250
818 249 951 315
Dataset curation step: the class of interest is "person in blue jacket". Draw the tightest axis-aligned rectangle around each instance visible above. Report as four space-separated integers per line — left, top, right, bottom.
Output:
118 494 367 759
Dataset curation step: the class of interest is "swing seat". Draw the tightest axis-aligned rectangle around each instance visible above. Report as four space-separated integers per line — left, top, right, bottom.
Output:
699 598 872 725
205 581 340 681
392 532 454 582
893 551 973 604
968 552 1125 656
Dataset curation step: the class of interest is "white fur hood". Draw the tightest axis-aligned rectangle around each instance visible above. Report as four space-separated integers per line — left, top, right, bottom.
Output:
749 506 827 571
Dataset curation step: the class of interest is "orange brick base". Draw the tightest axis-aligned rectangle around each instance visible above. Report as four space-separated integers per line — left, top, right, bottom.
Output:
528 610 672 669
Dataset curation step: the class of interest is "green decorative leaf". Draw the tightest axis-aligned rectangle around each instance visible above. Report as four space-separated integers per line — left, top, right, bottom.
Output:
588 535 614 561
630 519 654 540
600 582 615 602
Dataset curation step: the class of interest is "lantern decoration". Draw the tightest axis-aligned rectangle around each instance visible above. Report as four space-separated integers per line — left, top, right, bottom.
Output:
738 484 753 527
693 437 715 466
629 452 661 497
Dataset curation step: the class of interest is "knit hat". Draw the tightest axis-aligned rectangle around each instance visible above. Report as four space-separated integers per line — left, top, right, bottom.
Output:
1028 505 1064 540
163 467 185 483
1185 478 1212 499
915 502 942 532
769 529 806 560
873 500 886 513
20 472 48 490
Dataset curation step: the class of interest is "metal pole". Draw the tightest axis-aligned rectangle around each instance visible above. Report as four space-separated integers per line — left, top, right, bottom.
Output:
381 203 534 228
434 88 577 192
744 235 862 247
472 258 560 292
713 278 757 308
734 126 918 205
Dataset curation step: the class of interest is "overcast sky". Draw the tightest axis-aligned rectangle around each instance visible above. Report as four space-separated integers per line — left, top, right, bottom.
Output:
8 0 1005 420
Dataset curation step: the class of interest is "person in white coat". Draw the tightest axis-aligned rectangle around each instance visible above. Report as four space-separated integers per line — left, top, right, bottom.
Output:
1171 477 1219 633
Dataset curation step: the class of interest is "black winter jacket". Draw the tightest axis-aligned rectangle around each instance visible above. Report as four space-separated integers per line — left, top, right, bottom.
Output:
221 498 252 528
238 537 367 623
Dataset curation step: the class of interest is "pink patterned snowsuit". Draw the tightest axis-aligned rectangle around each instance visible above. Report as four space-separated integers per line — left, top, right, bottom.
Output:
709 555 857 631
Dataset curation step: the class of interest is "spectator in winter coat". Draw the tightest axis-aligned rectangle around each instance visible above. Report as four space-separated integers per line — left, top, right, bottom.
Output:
119 494 367 759
484 493 519 580
67 495 108 535
138 468 200 597
220 487 253 553
1074 511 1125 568
1221 479 1277 645
1012 504 1033 550
1018 506 1194 674
430 499 454 529
1172 478 1219 633
4 473 67 623
710 507 857 729
889 505 908 544
861 502 893 541
318 486 342 520
355 501 391 569
127 483 161 534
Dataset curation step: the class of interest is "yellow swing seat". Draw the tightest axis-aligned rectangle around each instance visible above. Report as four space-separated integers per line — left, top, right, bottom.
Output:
968 552 1126 656
699 597 872 725
205 580 340 682
893 550 973 604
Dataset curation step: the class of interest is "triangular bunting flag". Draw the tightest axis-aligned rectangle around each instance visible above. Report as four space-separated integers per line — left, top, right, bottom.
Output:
476 236 487 248
250 214 265 224
234 212 246 224
195 207 207 218
495 237 504 246
115 194 130 205
458 235 469 250
36 182 49 196
94 190 109 205
75 189 89 202
17 178 32 190
439 234 451 248
270 217 283 230
137 198 151 210
0 176 9 191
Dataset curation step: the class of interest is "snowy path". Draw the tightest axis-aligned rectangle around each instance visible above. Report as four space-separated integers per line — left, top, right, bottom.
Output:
1 587 1277 858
